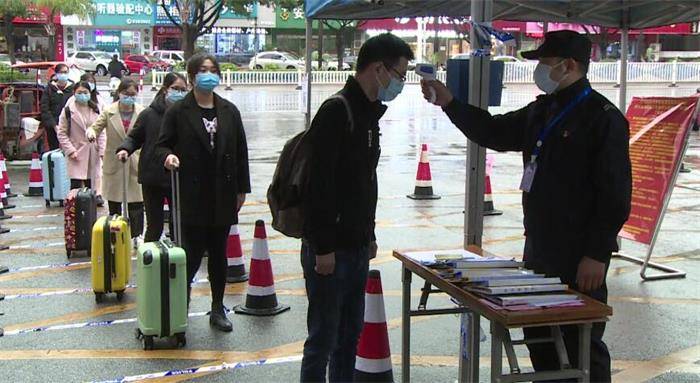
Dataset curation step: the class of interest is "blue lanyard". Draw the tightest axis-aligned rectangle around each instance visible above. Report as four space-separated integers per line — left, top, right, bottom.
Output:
530 87 592 163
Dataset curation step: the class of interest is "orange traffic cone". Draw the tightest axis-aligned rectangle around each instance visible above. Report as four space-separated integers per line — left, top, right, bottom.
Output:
234 220 289 316
0 173 14 210
225 224 248 283
483 175 502 216
26 152 43 196
407 144 440 200
354 270 393 382
0 153 16 198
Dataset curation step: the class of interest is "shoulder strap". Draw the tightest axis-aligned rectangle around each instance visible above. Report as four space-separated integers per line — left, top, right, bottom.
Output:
326 94 354 133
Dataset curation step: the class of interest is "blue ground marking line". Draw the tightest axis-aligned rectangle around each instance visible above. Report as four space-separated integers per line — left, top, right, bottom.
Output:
90 355 304 383
2 309 216 337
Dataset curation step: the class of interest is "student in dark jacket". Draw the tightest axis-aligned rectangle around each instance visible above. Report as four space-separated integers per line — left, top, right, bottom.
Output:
41 63 74 151
300 33 414 382
156 54 250 333
422 31 632 382
108 55 127 79
117 72 188 242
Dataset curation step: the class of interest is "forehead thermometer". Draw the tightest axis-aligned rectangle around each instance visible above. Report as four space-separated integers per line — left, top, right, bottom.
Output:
415 63 437 103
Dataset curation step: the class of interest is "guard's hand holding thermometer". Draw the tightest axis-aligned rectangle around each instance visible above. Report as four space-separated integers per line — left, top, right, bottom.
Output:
415 63 437 103
420 77 454 107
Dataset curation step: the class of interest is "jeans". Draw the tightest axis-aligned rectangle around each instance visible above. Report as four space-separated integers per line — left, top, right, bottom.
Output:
300 243 369 383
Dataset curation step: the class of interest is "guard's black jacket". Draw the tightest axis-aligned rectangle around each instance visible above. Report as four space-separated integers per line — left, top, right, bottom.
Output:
444 78 632 280
304 76 385 255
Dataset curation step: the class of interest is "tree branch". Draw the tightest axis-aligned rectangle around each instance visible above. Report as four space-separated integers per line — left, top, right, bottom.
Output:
200 0 224 29
161 0 182 29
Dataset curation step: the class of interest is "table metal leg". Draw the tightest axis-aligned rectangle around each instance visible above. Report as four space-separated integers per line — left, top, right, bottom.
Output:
578 323 592 383
491 321 503 383
401 265 412 383
459 311 481 382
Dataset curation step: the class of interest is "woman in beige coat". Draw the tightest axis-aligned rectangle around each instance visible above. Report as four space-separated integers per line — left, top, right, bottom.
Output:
87 79 145 239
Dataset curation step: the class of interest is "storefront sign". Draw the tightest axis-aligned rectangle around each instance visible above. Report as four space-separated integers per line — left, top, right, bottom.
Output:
619 96 699 244
13 5 61 24
276 6 318 29
55 25 65 61
220 3 257 19
94 0 153 26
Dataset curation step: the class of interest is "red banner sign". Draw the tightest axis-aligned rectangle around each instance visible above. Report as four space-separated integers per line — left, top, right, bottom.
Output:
619 96 699 244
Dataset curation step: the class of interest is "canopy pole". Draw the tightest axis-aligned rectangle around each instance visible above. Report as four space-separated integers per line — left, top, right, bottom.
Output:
464 0 492 250
619 27 629 112
305 18 313 129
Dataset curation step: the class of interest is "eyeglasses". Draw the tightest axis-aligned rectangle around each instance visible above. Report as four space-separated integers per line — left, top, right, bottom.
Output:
384 63 406 82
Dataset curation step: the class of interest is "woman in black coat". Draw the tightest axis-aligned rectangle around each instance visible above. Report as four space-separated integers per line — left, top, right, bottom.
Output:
156 54 250 332
117 72 188 242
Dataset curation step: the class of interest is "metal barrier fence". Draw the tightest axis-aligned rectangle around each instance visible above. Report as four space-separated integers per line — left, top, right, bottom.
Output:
151 62 700 89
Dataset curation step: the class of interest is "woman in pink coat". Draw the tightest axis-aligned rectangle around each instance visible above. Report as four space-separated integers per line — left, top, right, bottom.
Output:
57 81 106 194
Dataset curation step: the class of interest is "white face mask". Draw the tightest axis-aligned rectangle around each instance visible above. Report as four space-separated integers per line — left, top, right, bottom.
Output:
534 61 568 94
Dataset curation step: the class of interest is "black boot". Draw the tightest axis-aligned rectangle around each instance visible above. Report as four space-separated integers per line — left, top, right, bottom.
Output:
209 303 233 332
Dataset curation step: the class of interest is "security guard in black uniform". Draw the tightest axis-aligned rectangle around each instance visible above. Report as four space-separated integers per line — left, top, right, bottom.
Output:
422 30 632 382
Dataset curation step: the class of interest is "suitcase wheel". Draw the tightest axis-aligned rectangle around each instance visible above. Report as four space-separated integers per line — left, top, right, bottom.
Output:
135 328 143 340
116 291 125 301
143 335 155 351
45 200 50 207
95 292 105 303
176 333 186 348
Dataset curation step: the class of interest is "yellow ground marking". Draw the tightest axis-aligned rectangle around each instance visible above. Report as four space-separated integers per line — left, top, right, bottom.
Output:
483 235 524 245
0 262 91 282
612 344 700 383
3 303 136 333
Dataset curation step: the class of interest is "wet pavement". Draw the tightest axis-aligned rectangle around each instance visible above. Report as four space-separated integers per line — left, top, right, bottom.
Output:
1 82 699 382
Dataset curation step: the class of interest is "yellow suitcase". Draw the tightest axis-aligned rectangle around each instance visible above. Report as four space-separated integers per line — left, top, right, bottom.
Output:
91 214 131 302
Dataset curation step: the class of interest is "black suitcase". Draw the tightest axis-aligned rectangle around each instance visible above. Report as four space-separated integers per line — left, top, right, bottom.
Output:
65 188 98 258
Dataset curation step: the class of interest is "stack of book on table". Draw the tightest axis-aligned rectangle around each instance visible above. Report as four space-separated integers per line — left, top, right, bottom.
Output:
405 250 583 310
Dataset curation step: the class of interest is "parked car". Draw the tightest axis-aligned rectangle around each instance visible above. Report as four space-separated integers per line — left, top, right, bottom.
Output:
326 59 352 71
249 51 304 70
152 50 185 66
66 51 116 76
0 54 25 67
123 54 171 74
216 52 255 67
492 55 524 62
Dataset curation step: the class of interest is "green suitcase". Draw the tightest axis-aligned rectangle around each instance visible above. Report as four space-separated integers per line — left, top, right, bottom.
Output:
136 170 187 350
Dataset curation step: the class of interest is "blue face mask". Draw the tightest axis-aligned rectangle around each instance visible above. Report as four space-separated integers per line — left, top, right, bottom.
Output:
75 93 91 104
119 95 136 106
56 73 69 82
376 70 404 102
166 89 187 104
195 72 220 92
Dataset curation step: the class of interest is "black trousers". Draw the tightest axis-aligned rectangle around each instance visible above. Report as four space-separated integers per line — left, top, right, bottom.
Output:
46 125 60 151
141 184 173 243
523 239 611 383
70 179 92 189
181 224 229 307
108 201 144 239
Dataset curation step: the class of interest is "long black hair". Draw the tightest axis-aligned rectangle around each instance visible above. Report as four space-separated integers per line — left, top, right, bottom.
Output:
80 73 99 99
74 81 100 115
113 78 139 102
155 72 187 103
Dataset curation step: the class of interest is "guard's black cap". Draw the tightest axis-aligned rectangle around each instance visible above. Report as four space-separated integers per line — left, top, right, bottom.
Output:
522 30 592 65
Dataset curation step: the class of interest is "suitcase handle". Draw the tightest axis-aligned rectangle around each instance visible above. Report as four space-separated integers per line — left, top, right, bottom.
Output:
170 169 182 246
121 159 129 221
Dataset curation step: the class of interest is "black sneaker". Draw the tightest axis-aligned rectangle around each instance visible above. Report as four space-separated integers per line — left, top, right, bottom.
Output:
209 306 233 332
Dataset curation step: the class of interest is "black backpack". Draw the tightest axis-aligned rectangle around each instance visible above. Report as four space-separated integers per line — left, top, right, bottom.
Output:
267 94 354 238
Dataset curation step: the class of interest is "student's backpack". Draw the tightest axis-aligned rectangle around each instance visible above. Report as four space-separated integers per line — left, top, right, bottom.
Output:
267 94 354 238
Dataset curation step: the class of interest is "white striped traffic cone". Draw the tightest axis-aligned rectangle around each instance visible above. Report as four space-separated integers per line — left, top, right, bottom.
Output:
354 270 393 382
234 220 289 316
0 173 15 210
0 153 16 198
407 144 440 200
26 152 43 196
225 224 248 283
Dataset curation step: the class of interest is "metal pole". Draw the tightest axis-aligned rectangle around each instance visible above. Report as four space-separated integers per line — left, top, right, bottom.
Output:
318 21 324 71
401 265 412 383
619 28 629 112
464 0 491 248
305 19 313 129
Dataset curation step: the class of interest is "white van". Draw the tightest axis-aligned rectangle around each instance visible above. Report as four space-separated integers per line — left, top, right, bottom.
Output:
152 50 185 66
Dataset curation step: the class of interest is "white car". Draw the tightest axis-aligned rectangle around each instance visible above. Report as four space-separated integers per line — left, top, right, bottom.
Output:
249 51 304 70
67 51 116 76
0 54 25 67
326 60 351 71
152 50 185 66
